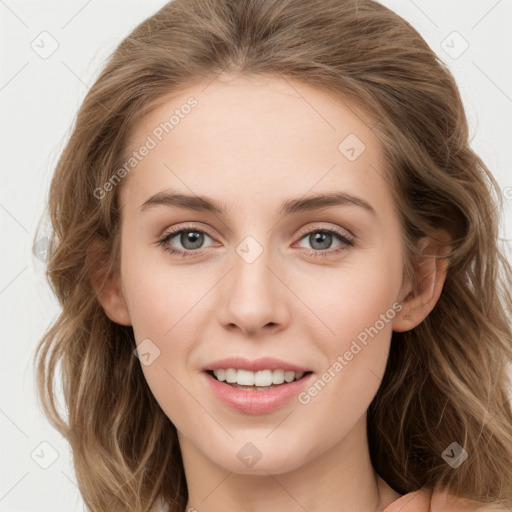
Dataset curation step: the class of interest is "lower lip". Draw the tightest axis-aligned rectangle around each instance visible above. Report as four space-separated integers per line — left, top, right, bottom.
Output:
202 371 315 415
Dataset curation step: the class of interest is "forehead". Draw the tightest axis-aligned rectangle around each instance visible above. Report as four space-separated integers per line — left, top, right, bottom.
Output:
119 74 392 218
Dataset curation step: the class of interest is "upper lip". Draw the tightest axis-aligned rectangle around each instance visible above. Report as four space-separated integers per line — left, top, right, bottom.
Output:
203 357 311 373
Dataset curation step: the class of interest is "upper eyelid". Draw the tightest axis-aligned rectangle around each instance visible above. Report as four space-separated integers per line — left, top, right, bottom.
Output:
162 223 217 240
161 223 354 246
295 222 354 240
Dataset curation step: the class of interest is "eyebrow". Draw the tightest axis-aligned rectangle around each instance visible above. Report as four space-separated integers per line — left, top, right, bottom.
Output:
139 190 376 217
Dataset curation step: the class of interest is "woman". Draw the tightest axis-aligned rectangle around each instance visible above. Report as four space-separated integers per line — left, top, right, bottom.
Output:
34 0 512 510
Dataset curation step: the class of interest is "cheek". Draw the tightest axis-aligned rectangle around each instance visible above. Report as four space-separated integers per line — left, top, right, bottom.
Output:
121 251 213 414
294 283 400 436
334 270 400 344
121 244 212 341
121 261 201 427
298 246 403 398
300 247 403 343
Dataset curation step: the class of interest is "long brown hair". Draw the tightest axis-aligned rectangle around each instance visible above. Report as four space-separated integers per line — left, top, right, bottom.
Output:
33 0 512 510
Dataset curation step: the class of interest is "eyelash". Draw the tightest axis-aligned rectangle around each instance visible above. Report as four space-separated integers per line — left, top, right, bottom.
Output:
157 223 355 260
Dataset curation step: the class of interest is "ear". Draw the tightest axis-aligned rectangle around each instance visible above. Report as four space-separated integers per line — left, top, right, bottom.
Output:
88 237 132 326
393 232 451 333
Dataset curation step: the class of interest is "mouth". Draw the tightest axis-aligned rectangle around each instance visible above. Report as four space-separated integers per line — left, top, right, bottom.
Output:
203 367 317 414
206 369 314 391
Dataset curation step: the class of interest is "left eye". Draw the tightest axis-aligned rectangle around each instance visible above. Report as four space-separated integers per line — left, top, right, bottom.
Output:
296 230 345 251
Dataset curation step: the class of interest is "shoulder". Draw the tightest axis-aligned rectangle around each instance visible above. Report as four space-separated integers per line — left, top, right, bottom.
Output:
431 490 507 512
383 487 500 512
383 487 432 512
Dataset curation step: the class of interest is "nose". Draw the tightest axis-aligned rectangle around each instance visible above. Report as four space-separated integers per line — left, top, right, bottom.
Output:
217 240 290 336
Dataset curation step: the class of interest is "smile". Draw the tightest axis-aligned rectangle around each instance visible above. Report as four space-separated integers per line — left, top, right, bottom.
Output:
203 370 315 414
212 368 307 387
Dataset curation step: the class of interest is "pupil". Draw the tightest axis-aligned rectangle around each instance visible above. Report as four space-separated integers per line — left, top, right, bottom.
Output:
311 232 331 250
181 231 203 249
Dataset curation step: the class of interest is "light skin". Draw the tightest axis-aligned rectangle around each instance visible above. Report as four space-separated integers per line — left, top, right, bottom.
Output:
92 73 450 512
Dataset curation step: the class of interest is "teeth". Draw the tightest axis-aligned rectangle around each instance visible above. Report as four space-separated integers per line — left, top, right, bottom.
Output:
213 368 306 386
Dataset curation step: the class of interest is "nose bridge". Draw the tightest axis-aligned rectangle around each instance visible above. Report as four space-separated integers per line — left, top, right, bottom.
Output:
219 233 287 333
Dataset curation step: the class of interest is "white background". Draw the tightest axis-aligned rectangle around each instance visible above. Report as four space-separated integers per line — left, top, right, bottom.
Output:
1 0 511 510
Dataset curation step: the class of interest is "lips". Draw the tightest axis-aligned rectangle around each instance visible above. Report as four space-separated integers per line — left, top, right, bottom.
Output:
202 369 316 414
202 356 311 373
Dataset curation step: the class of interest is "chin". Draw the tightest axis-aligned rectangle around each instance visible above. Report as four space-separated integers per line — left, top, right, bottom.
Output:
212 447 305 476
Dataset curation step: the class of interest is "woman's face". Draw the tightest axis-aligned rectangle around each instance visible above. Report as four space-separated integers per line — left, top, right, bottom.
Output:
116 74 409 474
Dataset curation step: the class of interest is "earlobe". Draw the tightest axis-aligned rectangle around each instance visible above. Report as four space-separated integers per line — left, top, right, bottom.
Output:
393 235 451 333
88 238 132 326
